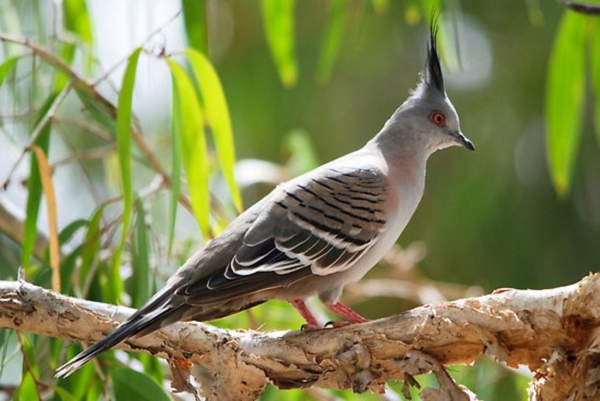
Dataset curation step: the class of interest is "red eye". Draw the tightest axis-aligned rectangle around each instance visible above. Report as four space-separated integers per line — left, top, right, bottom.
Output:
429 111 446 127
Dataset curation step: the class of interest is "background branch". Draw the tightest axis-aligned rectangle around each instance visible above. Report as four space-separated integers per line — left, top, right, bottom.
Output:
1 274 599 400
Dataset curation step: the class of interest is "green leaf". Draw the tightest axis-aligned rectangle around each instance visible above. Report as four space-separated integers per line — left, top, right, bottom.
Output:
137 354 164 384
185 49 242 212
110 47 142 304
168 71 183 259
421 0 442 19
74 86 117 136
62 0 94 80
167 58 211 238
592 19 600 145
58 218 88 292
545 11 586 197
15 372 39 401
60 245 82 294
284 129 319 175
181 0 207 54
18 335 39 377
131 197 150 308
261 0 298 87
317 0 345 84
371 0 389 14
54 44 75 91
0 55 18 87
63 0 94 45
79 207 103 295
54 386 78 401
22 93 58 270
111 367 171 401
58 219 88 244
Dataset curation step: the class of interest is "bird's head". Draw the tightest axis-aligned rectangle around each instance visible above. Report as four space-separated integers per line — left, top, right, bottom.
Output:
379 23 474 157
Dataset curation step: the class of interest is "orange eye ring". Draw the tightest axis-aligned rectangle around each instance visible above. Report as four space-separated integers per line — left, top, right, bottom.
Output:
429 111 446 127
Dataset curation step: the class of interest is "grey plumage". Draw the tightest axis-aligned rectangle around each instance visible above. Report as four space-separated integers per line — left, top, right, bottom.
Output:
56 20 473 378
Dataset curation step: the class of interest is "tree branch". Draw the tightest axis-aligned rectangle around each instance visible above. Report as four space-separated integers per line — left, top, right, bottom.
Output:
1 274 599 400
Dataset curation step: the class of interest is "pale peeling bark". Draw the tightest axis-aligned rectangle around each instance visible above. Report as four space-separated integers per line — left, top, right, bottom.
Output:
1 274 599 400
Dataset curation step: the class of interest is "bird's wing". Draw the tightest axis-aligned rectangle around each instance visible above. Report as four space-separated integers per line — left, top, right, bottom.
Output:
179 164 390 303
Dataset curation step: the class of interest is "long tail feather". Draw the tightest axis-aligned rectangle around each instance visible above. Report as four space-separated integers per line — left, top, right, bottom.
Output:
55 286 185 378
55 316 149 377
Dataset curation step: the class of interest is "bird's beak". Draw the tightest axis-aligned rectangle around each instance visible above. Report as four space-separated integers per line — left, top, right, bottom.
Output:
453 131 475 151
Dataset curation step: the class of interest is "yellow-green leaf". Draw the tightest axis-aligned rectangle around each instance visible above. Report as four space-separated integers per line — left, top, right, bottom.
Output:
317 0 345 84
261 0 298 87
54 387 78 401
592 19 600 145
285 129 319 175
63 0 93 45
131 197 150 308
79 206 103 295
371 0 389 14
167 58 211 238
0 56 18 87
110 47 142 303
546 11 586 197
184 49 242 212
15 372 38 401
167 75 183 259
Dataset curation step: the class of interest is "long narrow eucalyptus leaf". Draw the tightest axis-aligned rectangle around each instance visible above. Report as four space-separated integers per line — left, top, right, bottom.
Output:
546 11 586 197
592 19 600 145
110 47 142 304
132 197 150 308
0 55 18 87
261 0 297 87
63 0 93 45
168 71 183 259
185 49 242 212
317 0 345 83
79 207 103 296
167 58 211 238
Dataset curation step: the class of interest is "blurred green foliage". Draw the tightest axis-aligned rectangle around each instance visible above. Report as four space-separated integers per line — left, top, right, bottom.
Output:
0 1 599 400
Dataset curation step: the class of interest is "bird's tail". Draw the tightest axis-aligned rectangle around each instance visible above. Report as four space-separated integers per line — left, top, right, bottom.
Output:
55 287 185 378
55 315 149 377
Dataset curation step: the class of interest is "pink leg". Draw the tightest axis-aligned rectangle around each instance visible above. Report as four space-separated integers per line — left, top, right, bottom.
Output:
290 299 321 328
325 302 369 324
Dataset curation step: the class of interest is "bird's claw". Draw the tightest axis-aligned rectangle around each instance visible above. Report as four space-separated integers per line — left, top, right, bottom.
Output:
325 321 352 328
300 323 322 331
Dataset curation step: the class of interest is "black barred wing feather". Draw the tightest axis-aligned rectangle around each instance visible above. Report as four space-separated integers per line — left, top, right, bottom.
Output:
177 165 390 308
231 166 390 278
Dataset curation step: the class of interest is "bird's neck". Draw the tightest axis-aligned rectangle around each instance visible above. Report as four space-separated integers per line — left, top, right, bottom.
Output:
368 125 428 186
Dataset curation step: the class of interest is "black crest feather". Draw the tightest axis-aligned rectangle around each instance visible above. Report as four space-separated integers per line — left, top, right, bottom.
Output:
426 19 445 94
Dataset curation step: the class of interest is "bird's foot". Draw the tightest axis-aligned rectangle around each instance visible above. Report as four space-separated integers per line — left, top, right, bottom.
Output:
290 299 369 330
300 323 322 331
324 320 353 328
325 301 369 324
290 299 321 328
